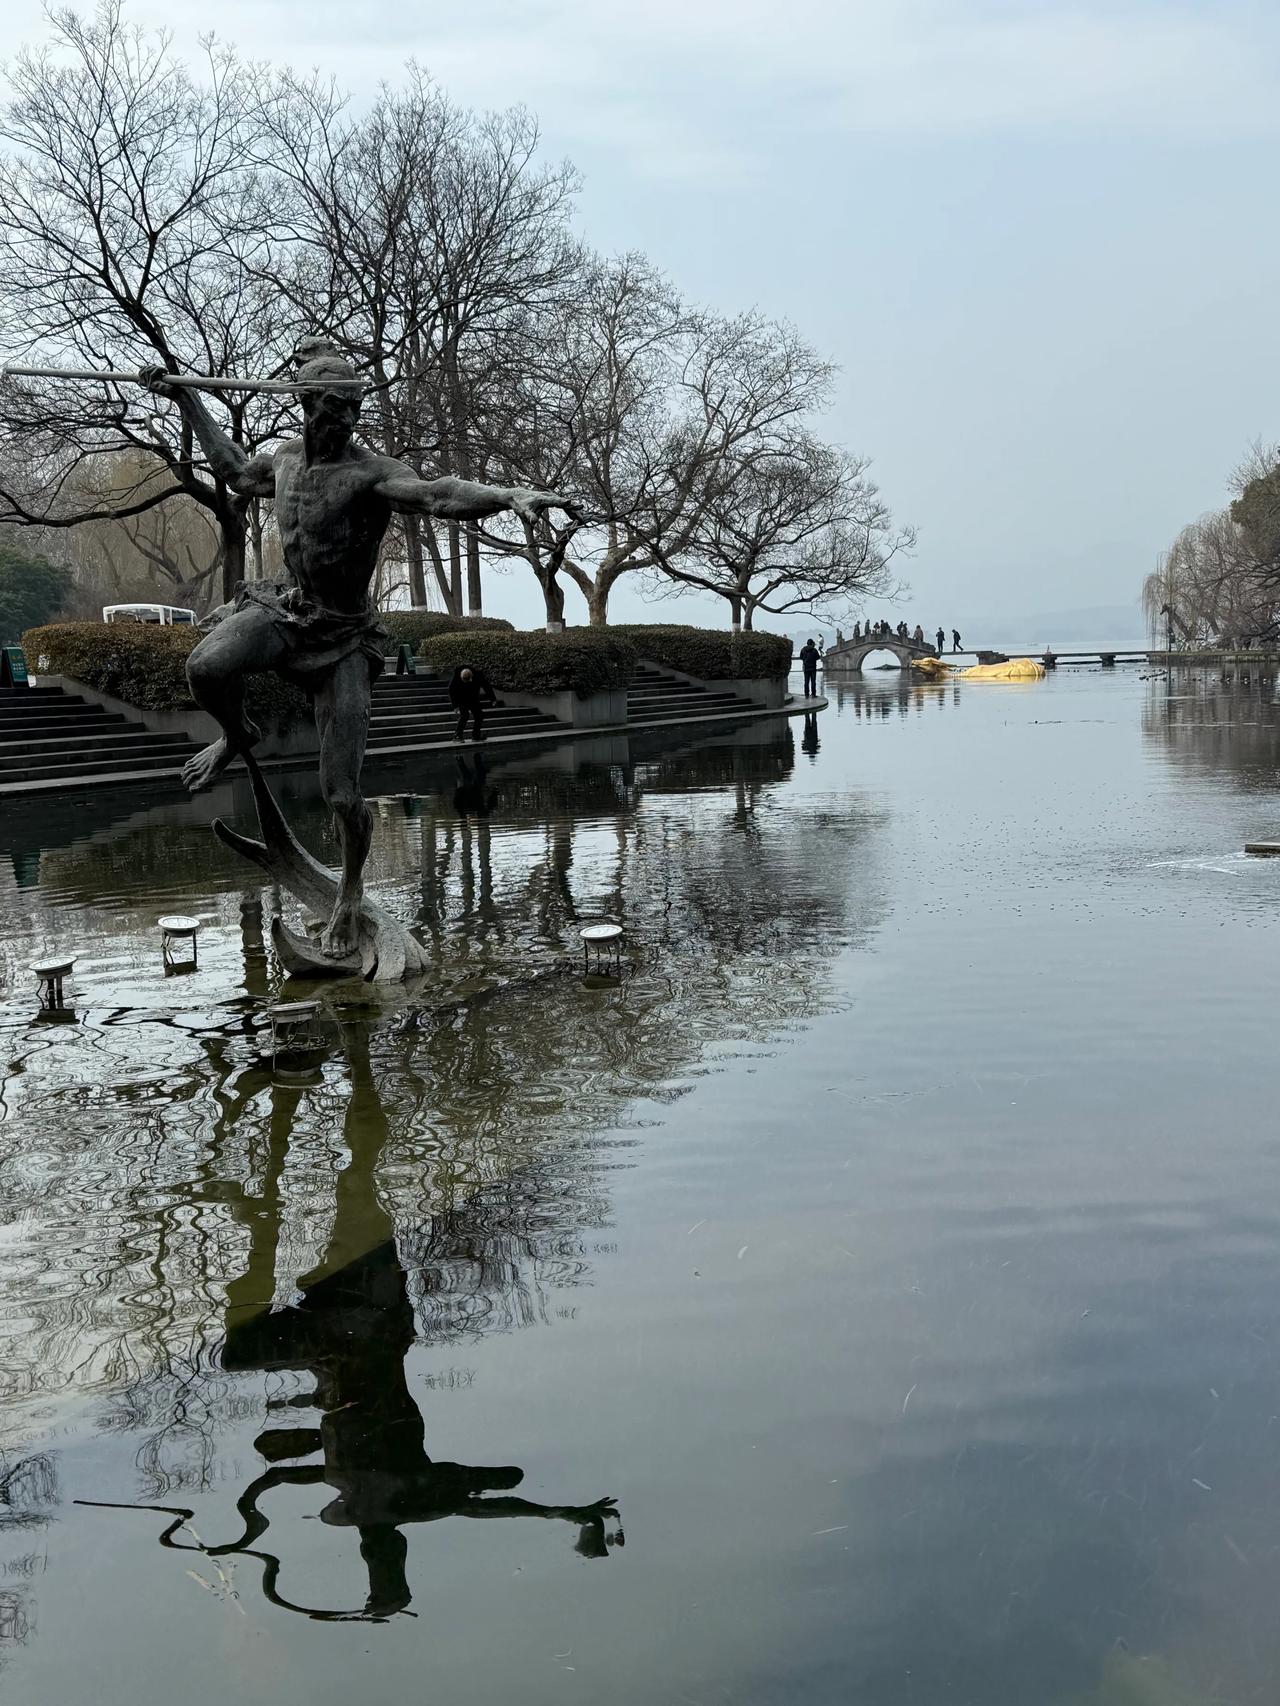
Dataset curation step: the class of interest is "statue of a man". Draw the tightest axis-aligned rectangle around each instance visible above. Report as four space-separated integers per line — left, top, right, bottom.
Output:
141 353 572 959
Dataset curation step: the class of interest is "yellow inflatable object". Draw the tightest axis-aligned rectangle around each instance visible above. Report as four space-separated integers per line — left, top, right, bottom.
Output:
909 655 952 678
959 657 1046 681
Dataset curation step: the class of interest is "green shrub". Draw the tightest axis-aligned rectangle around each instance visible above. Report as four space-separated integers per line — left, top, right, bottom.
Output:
22 621 309 728
419 628 637 696
382 609 514 652
608 624 792 680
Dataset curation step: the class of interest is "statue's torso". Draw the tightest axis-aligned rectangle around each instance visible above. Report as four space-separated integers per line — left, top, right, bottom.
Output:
273 441 390 614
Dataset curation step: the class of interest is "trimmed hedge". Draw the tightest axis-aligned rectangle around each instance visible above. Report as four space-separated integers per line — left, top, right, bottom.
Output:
22 621 308 727
608 624 793 681
419 628 637 696
382 610 514 652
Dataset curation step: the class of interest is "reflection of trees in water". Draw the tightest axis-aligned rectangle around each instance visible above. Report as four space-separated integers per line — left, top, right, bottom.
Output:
0 1451 57 1666
1141 671 1280 790
830 678 958 720
0 718 889 1621
79 1023 621 1620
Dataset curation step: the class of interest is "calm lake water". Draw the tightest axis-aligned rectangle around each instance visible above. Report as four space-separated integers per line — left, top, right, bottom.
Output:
3 665 1280 1704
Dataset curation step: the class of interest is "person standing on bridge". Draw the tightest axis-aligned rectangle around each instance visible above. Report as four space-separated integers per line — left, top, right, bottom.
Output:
799 638 820 698
913 624 925 648
952 629 962 653
936 626 946 655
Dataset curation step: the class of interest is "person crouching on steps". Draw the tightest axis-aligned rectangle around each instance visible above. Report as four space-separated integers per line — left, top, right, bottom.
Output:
449 665 496 742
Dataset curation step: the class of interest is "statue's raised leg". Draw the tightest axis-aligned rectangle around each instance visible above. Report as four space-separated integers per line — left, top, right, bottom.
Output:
183 605 281 791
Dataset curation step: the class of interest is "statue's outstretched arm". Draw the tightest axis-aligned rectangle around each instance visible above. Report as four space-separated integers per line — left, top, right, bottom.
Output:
139 367 276 497
375 465 578 529
455 1493 618 1523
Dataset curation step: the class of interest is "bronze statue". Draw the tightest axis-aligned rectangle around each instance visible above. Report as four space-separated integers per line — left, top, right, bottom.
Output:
135 354 574 976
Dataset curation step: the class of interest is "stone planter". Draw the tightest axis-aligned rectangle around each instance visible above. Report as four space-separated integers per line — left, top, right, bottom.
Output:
496 685 629 728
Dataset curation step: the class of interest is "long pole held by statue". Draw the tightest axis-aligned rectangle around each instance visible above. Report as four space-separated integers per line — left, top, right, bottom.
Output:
0 363 361 394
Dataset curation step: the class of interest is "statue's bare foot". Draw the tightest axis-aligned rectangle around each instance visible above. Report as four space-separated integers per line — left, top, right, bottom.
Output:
182 718 260 793
321 898 362 961
182 737 235 793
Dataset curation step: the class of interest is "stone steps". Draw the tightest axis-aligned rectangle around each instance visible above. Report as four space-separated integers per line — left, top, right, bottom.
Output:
0 730 194 760
0 653 777 789
0 684 202 785
365 673 563 745
625 664 760 724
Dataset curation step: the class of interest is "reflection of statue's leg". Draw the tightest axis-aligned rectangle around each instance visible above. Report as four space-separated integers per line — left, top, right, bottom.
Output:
358 1524 411 1617
314 655 373 959
183 606 288 793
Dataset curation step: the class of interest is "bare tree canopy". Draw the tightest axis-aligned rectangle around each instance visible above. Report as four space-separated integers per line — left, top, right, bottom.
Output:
254 64 579 616
645 434 912 630
1145 440 1280 649
1143 509 1277 648
472 251 893 627
0 3 294 605
0 5 910 631
1228 442 1280 577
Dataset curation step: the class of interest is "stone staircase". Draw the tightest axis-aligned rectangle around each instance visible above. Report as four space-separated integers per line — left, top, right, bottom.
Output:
366 671 563 752
0 662 773 792
0 684 201 787
625 663 763 726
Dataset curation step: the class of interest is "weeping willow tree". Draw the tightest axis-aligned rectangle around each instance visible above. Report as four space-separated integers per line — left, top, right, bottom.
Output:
1141 509 1277 647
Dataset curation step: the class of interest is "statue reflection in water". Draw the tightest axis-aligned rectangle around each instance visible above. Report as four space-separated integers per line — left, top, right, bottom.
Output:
84 1021 620 1620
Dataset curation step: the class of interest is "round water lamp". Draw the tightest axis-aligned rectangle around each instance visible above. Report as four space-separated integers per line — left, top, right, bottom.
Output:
579 921 624 976
159 914 201 969
31 954 76 1010
260 998 328 1080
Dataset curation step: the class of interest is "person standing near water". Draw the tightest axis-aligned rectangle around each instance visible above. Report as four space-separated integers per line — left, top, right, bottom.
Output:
936 626 946 655
799 638 820 698
952 629 962 652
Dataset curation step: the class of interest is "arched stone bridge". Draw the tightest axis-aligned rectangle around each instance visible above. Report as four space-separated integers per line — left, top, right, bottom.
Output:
823 636 940 675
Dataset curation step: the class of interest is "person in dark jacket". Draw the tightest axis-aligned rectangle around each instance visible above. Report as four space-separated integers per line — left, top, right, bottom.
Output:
448 665 496 742
936 626 946 655
952 629 962 652
798 638 820 698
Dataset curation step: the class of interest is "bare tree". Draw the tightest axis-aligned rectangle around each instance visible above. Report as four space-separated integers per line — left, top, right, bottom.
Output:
0 4 296 608
645 435 911 629
57 448 290 615
1142 509 1275 646
476 255 844 626
256 66 578 615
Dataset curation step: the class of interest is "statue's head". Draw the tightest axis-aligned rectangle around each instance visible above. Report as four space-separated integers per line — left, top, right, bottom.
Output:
292 334 342 368
297 354 362 441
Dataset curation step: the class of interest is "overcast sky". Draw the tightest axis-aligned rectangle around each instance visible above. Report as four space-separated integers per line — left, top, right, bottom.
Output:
4 0 1279 633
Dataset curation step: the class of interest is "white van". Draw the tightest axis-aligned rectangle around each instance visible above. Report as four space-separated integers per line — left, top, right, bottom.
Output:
102 603 197 626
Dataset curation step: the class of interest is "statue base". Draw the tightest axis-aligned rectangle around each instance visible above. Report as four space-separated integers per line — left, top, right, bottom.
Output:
213 756 429 983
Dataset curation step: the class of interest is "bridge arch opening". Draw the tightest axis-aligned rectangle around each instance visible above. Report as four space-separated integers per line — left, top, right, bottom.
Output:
861 647 906 672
